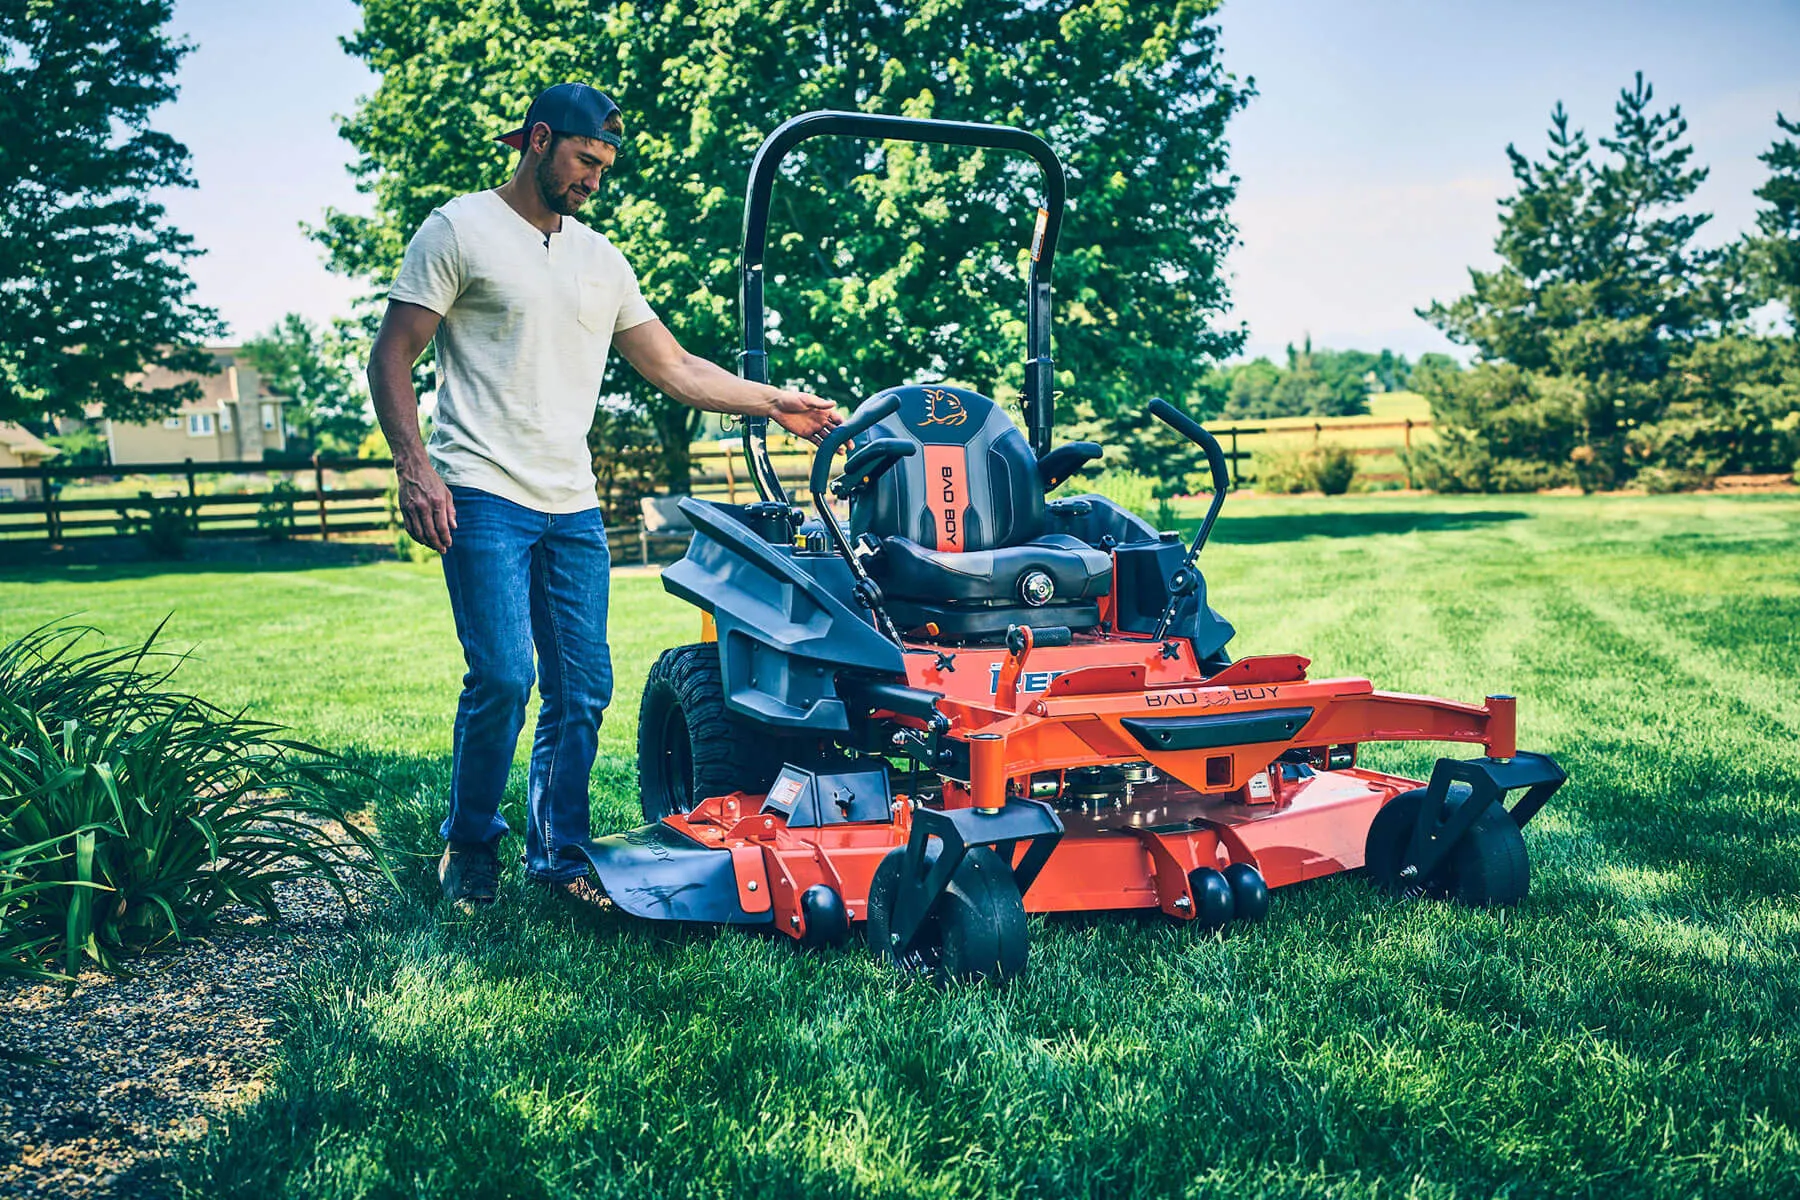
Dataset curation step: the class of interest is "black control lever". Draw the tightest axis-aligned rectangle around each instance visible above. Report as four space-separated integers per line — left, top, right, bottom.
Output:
810 395 904 644
833 437 916 498
1147 397 1231 641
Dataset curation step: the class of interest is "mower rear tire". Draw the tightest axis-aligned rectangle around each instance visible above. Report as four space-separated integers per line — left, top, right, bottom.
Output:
637 642 808 821
1365 785 1530 907
865 845 1027 986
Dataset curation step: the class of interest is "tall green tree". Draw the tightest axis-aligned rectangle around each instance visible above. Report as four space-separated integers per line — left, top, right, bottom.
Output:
1749 108 1800 331
1416 75 1728 489
240 314 374 457
322 0 1249 490
0 0 222 426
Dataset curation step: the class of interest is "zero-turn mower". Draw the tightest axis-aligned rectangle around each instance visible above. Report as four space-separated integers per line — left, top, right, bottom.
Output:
570 112 1566 984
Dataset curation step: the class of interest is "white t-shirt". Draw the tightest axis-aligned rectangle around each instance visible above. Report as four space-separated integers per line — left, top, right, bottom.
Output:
388 190 657 513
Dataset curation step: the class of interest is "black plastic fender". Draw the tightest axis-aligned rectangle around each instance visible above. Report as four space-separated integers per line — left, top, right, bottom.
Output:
663 498 906 732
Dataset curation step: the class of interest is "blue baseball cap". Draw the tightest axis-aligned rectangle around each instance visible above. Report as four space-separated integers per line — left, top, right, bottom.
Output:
497 83 623 151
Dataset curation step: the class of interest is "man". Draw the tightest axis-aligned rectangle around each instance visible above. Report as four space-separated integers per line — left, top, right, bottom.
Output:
367 83 839 909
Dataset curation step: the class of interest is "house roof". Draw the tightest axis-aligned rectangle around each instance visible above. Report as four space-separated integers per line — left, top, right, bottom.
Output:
121 347 290 413
0 422 60 460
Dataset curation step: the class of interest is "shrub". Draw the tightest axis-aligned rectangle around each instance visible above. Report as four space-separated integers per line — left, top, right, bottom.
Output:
257 479 301 540
1635 466 1710 494
1310 445 1358 495
1060 399 1205 488
1401 430 1576 493
1254 449 1313 494
118 492 199 558
587 399 663 518
1154 495 1180 531
394 528 437 564
0 624 391 978
384 484 439 563
1255 445 1358 495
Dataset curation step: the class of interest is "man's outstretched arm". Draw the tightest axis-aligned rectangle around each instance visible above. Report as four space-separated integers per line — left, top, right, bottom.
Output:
368 300 457 552
613 319 841 443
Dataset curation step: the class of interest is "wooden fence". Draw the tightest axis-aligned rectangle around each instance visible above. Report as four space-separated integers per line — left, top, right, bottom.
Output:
0 416 1436 554
0 456 393 546
1210 418 1431 487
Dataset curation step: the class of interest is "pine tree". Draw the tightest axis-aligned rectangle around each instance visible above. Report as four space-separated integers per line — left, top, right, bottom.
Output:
0 0 223 425
1415 75 1723 488
1750 109 1800 330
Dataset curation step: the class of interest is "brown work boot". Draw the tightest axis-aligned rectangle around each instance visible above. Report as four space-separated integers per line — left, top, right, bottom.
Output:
438 839 500 911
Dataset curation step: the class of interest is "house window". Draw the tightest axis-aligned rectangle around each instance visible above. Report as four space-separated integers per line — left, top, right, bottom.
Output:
163 417 182 429
261 404 277 431
219 405 233 432
188 412 215 437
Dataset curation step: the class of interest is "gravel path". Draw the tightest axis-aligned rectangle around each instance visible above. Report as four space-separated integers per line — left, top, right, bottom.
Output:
0 876 373 1199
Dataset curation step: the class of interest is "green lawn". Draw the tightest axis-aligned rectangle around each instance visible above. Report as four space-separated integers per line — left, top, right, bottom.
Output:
4 493 1799 1199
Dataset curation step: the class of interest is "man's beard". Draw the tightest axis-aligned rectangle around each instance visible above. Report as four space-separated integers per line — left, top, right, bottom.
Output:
534 157 586 216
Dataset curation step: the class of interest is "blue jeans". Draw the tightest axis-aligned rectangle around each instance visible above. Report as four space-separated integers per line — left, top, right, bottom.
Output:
439 486 612 882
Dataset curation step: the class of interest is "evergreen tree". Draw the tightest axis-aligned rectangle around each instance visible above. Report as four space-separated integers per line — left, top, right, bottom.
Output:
0 0 223 425
1750 109 1800 330
322 0 1250 490
1416 75 1725 488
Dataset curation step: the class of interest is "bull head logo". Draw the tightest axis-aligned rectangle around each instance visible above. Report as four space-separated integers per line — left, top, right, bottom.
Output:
919 387 968 427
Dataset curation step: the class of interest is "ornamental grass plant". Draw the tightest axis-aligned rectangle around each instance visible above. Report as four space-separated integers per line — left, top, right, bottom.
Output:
0 622 391 981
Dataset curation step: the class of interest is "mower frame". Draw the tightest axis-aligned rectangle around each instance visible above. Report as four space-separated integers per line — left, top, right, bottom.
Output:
571 111 1567 977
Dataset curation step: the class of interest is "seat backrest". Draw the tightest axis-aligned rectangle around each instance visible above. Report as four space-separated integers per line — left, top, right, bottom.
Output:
848 385 1042 553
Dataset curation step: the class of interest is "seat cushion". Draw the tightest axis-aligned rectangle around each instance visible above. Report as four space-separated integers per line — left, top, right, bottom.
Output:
875 533 1112 606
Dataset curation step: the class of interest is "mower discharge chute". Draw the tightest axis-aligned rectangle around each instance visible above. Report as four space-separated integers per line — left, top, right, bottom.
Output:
570 111 1566 984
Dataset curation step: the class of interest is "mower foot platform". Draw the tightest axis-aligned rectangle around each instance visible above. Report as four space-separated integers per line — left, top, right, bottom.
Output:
566 827 772 926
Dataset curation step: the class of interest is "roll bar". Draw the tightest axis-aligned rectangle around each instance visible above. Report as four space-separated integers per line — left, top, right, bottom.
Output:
737 111 1067 503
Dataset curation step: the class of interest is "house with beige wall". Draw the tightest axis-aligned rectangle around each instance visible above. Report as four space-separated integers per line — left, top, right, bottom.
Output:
0 423 60 501
104 348 295 465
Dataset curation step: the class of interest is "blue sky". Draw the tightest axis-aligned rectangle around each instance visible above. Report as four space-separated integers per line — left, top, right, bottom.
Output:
158 0 1800 361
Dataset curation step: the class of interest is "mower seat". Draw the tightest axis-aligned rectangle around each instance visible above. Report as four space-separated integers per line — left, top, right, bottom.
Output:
849 384 1112 639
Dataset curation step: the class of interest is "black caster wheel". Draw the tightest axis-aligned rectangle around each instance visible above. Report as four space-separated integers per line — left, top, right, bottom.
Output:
799 884 851 948
1186 867 1235 930
865 844 1028 985
1223 863 1270 921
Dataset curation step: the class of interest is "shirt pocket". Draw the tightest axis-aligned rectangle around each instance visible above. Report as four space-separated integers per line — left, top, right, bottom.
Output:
577 279 610 333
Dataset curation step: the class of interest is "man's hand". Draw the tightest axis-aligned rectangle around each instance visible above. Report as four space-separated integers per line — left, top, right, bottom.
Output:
397 460 457 552
770 389 841 444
